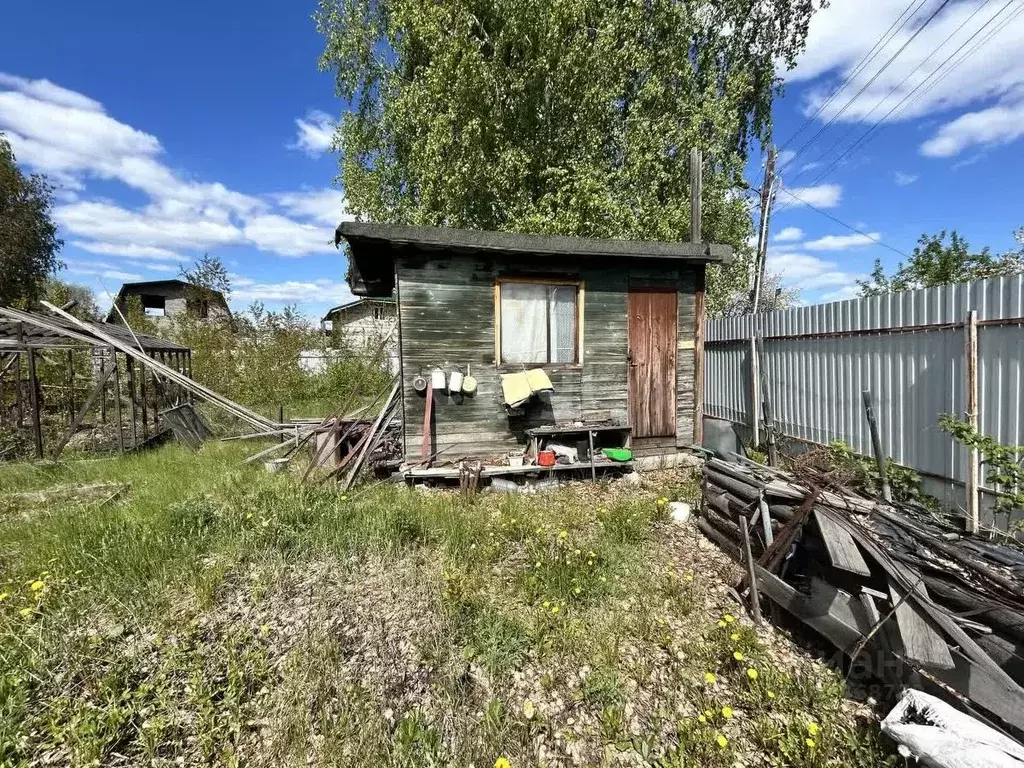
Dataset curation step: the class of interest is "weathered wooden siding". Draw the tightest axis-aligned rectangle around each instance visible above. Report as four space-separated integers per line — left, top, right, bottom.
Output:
397 251 703 460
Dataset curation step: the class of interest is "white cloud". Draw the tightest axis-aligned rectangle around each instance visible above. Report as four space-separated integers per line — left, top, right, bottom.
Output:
289 110 336 157
274 188 352 226
920 100 1024 157
773 226 804 242
125 260 177 274
778 183 842 209
818 285 862 303
0 74 346 263
231 278 354 306
71 240 183 261
767 251 868 290
65 261 144 282
893 171 918 185
804 232 881 250
785 0 1024 155
242 214 335 257
776 149 797 167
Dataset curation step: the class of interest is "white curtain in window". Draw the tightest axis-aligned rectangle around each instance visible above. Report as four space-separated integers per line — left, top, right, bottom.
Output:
549 286 576 363
501 283 548 363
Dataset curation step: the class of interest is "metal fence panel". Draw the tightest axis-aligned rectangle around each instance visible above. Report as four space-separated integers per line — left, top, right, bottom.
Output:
705 275 1024 489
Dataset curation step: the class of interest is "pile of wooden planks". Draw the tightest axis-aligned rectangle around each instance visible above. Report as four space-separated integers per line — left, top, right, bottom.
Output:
699 456 1024 743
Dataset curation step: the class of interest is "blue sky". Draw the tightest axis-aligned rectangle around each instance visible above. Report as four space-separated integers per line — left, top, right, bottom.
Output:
2 0 1023 315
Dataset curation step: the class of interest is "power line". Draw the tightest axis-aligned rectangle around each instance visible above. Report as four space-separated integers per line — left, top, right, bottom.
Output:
799 0 1020 188
787 0 998 185
778 0 954 174
777 0 927 151
774 185 911 258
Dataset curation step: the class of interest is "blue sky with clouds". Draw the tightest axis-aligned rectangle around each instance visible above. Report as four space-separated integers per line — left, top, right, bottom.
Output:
3 0 1023 314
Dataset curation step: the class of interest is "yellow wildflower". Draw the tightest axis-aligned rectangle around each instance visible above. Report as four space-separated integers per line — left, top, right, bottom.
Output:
587 559 594 565
657 497 667 505
495 758 512 768
339 495 348 501
730 632 740 641
599 576 607 582
724 614 735 623
558 530 568 539
733 651 744 661
551 605 560 614
746 668 758 679
704 672 717 684
535 561 542 569
697 715 707 724
523 699 535 720
767 691 776 699
716 734 728 749
806 738 816 749
721 706 733 719
542 601 550 609
0 592 8 601
29 580 44 592
807 722 819 736
19 607 32 617
573 587 581 595
703 709 713 718
717 620 727 628
575 548 582 555
684 572 694 582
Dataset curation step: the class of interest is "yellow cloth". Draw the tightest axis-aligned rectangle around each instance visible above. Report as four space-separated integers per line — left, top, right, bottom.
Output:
501 368 554 407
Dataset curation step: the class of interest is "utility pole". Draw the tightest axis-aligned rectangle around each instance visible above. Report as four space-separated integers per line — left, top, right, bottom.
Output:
751 146 777 313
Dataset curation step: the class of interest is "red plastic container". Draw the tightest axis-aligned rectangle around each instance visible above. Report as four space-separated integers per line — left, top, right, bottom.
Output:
537 450 556 467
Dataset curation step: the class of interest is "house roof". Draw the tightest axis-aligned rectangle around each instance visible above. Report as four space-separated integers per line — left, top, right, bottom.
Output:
322 296 396 321
335 222 734 297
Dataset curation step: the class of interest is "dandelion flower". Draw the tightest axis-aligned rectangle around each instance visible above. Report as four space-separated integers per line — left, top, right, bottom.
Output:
766 691 775 699
599 576 607 583
805 738 816 749
551 605 560 614
558 530 568 539
587 559 594 566
259 624 271 635
684 572 694 582
721 706 733 719
733 651 744 661
724 614 735 623
340 495 348 501
19 607 32 617
523 700 535 720
730 632 740 641
717 620 727 628
0 592 8 601
657 497 667 506
536 527 544 535
535 561 542 569
573 587 581 595
746 668 758 680
703 709 713 718
542 601 550 609
697 715 707 723
716 734 728 749
807 722 819 736
495 758 512 768
574 549 582 555
704 672 717 684
29 580 44 592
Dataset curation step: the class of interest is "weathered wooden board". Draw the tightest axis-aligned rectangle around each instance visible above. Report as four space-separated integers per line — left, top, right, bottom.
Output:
814 509 872 576
628 289 677 438
888 582 955 670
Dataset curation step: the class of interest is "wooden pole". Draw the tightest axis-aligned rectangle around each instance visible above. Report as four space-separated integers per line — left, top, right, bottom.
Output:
751 147 777 313
111 349 125 453
755 336 778 466
690 148 702 244
26 348 43 459
965 309 980 533
99 353 108 424
14 352 23 427
278 405 285 444
126 356 139 449
139 355 148 439
740 516 763 627
66 350 75 423
749 336 761 448
861 389 892 502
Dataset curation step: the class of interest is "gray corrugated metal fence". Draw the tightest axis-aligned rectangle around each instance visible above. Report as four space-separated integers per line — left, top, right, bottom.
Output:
704 275 1024 521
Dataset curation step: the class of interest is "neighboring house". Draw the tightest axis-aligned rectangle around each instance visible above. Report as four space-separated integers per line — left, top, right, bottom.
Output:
321 297 396 347
105 280 231 328
336 222 731 464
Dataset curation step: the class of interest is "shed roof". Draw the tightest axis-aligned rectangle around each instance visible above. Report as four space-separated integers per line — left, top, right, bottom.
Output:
0 307 189 352
335 222 733 296
322 296 397 321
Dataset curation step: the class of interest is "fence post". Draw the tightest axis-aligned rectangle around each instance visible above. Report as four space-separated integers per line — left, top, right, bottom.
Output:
749 336 761 448
965 309 980 533
862 389 891 502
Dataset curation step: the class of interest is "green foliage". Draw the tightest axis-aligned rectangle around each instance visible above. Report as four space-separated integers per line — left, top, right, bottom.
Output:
42 278 101 321
0 134 64 307
859 228 1024 296
940 414 1024 529
317 0 820 304
819 441 937 510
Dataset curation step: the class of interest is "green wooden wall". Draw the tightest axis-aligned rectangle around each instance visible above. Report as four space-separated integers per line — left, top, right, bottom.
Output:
396 250 702 461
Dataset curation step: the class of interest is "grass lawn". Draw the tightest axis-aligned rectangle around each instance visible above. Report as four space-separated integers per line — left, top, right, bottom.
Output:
0 444 894 767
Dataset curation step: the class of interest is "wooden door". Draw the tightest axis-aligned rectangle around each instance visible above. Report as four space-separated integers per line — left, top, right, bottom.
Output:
628 290 677 438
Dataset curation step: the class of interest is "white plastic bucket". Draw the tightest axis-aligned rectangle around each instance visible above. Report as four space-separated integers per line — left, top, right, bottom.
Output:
449 371 464 392
430 368 446 391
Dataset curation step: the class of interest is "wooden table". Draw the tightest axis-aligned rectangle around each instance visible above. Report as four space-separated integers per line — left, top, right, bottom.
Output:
525 424 632 481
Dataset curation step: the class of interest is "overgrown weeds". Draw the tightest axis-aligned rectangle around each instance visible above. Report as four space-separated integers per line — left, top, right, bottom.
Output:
0 447 895 766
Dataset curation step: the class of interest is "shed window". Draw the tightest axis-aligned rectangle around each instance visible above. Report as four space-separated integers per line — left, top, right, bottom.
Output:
498 281 579 364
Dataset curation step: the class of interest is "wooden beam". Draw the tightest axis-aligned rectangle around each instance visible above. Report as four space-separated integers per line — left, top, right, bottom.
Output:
111 349 125 453
126 356 138 448
693 268 705 446
52 364 116 460
740 516 763 626
965 309 980 533
862 389 892 502
814 509 871 576
26 348 43 458
749 336 760 448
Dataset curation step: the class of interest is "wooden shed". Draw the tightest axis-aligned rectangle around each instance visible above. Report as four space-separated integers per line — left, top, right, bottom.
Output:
336 223 731 466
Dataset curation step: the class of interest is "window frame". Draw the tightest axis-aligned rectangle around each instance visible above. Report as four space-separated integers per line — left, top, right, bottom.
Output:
494 277 585 368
